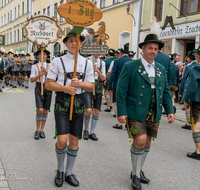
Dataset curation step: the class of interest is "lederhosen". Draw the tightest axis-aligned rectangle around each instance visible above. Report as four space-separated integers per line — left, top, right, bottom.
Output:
0 58 5 80
84 60 103 110
24 60 32 78
54 58 88 138
126 75 159 140
35 63 52 110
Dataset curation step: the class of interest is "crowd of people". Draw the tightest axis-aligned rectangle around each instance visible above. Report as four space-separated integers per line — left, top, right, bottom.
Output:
1 27 200 190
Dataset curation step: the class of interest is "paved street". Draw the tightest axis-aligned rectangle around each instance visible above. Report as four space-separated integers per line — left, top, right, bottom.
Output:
0 83 200 190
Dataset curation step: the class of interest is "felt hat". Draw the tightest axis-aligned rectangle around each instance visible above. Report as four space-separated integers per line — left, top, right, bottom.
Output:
26 53 31 56
129 51 136 56
193 46 200 55
121 43 129 53
168 54 174 60
186 51 195 59
14 54 18 57
63 29 85 43
108 48 115 55
139 34 164 49
0 50 4 55
115 49 121 54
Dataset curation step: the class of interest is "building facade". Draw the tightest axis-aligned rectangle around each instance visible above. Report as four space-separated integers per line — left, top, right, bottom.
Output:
140 0 200 61
0 0 142 58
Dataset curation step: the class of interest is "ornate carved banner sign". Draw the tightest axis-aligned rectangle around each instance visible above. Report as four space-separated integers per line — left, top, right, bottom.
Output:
80 45 109 55
58 0 102 27
23 15 61 45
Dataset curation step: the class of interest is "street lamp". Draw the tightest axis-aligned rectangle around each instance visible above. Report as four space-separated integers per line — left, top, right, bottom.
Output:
126 4 136 26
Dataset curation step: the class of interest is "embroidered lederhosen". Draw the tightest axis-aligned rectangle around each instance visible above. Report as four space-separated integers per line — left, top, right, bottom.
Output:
55 57 88 114
54 58 88 138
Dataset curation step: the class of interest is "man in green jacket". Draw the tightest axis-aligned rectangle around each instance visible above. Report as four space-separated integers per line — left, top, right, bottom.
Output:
182 46 200 160
117 34 175 190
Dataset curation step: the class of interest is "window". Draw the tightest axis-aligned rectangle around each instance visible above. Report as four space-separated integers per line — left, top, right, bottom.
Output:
154 0 163 22
14 31 16 43
60 0 64 22
100 0 106 8
14 7 16 19
22 28 25 41
113 0 120 4
1 16 3 26
92 0 97 5
10 10 12 21
7 12 9 23
7 33 9 45
17 29 19 42
18 4 20 17
47 6 50 16
10 32 12 43
54 42 61 57
43 8 46 15
27 0 29 12
22 2 24 15
34 12 37 16
38 11 40 15
4 14 6 24
181 0 200 14
54 3 58 19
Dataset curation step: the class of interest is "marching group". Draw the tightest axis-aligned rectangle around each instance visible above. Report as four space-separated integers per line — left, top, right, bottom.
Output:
1 28 200 190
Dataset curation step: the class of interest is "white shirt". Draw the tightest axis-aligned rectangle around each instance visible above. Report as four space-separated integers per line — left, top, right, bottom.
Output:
0 57 2 62
87 56 106 80
187 60 196 66
141 56 155 89
47 53 94 94
108 60 114 73
30 61 48 83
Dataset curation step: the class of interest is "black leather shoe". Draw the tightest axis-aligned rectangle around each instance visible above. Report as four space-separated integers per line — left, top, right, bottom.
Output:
34 131 40 140
173 106 176 114
83 130 89 140
187 151 200 160
22 84 24 87
104 102 107 105
112 124 122 129
132 175 141 190
113 114 116 118
2 86 4 88
182 124 191 130
25 86 29 89
40 131 45 138
54 170 64 187
110 106 112 109
65 174 79 186
104 108 111 112
181 107 185 111
0 89 2 92
162 111 166 115
140 170 150 184
89 133 98 141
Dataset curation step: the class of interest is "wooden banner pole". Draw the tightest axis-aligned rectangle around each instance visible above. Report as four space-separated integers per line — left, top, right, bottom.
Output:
41 49 44 96
69 34 80 121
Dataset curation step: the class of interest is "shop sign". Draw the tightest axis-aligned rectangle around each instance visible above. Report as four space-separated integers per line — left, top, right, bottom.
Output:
159 21 200 40
15 47 26 52
80 45 109 55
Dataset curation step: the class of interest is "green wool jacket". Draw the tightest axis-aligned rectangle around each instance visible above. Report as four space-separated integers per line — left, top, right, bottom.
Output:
117 59 174 122
182 65 200 104
168 62 180 86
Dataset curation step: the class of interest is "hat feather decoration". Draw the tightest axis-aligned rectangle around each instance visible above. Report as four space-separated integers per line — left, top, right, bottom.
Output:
10 49 13 52
150 16 161 37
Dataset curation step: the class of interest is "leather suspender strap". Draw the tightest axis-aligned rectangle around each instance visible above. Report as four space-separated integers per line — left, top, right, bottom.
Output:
60 58 67 86
81 59 88 94
36 64 41 83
